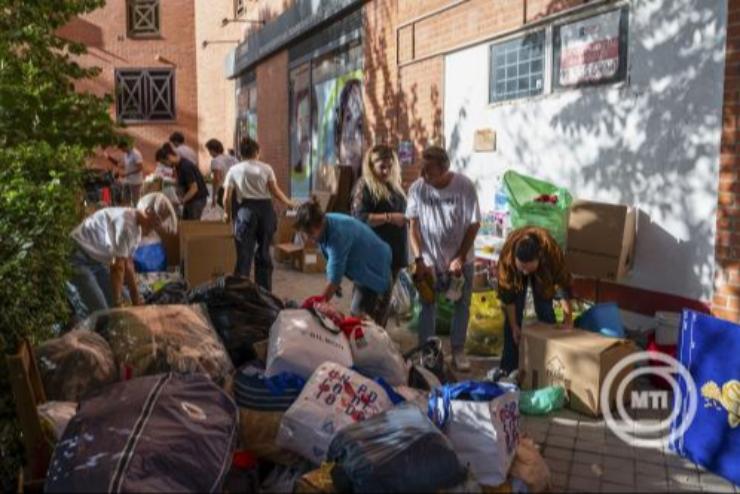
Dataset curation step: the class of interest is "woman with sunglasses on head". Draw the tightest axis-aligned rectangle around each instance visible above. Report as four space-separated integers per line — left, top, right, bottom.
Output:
350 144 408 326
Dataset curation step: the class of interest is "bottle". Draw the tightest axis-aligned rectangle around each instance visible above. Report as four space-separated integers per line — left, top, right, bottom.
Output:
412 262 436 305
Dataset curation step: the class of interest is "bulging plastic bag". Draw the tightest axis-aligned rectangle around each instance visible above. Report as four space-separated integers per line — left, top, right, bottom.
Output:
465 290 505 357
276 362 393 464
266 310 353 379
390 270 416 319
327 403 467 493
429 381 520 487
79 304 233 384
347 321 407 386
189 275 284 368
519 386 567 416
503 170 572 247
36 330 117 402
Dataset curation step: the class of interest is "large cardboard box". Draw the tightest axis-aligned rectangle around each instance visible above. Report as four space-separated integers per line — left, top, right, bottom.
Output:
566 200 636 281
179 220 231 261
182 235 236 287
519 323 637 416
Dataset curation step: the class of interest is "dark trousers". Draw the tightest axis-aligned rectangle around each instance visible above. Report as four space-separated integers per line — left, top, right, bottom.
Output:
501 278 556 373
233 199 276 291
183 196 207 220
350 269 398 327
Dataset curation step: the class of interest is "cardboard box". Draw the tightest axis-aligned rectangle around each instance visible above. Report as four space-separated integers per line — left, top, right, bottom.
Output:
182 235 236 287
179 220 231 262
519 323 637 416
566 200 636 281
299 248 326 274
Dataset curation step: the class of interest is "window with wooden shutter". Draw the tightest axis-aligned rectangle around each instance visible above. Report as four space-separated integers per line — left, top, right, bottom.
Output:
127 0 160 38
115 69 175 123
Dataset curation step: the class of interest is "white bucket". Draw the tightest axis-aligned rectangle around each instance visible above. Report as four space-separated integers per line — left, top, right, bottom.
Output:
655 311 681 345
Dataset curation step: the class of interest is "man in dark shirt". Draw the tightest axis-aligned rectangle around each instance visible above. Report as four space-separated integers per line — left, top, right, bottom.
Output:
161 143 208 220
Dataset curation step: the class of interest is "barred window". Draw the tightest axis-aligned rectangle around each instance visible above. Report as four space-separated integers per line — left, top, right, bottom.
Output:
115 69 175 123
127 0 160 38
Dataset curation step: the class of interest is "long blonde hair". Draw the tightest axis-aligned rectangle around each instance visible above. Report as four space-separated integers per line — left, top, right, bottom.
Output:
361 144 405 203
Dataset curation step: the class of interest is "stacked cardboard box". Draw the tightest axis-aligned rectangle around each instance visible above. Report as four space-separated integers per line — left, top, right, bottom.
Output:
179 221 236 287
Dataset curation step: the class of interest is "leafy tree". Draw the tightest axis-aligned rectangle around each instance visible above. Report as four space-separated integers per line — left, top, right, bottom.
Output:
0 0 117 488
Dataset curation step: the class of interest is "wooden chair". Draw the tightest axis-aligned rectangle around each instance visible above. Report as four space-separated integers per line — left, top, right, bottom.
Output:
5 338 50 492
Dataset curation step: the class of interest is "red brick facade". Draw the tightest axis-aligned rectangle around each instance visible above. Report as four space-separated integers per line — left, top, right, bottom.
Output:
60 0 198 172
715 0 740 321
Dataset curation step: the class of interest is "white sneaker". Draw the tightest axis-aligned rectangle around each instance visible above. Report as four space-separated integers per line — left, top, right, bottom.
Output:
452 349 471 372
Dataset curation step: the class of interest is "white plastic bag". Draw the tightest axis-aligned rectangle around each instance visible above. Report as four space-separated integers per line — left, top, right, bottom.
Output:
347 321 408 386
430 382 520 487
276 362 392 464
266 310 353 379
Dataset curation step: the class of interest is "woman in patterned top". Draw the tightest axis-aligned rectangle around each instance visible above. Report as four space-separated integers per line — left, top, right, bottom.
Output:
497 226 575 373
351 144 407 326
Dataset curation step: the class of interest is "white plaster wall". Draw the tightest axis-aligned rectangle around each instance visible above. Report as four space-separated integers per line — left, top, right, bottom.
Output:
444 0 727 302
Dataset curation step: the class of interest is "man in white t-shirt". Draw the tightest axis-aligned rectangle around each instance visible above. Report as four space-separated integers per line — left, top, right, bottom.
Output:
169 131 198 167
206 138 238 208
406 146 481 371
67 193 177 318
106 137 144 206
223 136 294 290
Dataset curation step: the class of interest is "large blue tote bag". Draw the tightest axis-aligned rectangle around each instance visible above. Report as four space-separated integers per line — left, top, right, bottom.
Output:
671 310 740 485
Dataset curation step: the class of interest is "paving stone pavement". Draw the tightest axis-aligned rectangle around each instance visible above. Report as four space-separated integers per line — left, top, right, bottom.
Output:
272 266 739 493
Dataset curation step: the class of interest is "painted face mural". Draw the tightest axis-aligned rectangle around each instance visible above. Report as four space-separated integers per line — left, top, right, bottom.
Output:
336 79 364 177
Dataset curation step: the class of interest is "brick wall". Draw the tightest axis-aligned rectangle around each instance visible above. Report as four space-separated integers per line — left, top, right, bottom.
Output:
714 0 740 321
363 0 398 148
256 51 291 194
59 0 198 172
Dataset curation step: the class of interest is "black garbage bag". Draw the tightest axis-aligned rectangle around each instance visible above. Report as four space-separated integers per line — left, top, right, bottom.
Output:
327 403 467 493
189 275 284 367
45 373 237 493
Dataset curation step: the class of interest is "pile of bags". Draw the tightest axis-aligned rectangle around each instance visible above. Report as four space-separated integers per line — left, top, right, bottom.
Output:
37 276 551 492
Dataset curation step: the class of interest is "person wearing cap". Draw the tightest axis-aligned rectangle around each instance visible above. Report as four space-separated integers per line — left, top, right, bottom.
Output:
67 193 177 318
497 226 575 373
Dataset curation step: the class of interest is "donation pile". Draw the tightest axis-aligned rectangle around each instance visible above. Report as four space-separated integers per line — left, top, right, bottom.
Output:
34 276 550 492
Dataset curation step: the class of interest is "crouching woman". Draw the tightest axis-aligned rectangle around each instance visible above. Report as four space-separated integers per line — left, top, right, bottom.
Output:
67 192 178 318
294 198 392 326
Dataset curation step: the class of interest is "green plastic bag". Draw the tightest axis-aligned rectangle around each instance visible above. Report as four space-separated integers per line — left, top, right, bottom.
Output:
503 170 573 247
519 386 567 415
409 294 453 335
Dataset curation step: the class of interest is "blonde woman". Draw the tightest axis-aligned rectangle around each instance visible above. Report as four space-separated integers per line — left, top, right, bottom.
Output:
350 144 407 326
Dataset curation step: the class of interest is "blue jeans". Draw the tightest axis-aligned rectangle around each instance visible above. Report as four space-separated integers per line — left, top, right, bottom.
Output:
500 277 556 373
418 263 474 351
233 199 276 291
67 245 113 319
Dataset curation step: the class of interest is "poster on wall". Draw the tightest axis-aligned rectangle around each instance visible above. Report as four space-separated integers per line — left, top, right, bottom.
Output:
290 66 313 199
554 8 627 88
398 141 414 166
312 69 364 180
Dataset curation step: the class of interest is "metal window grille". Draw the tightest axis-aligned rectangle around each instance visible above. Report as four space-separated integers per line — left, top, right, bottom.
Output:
127 0 160 38
115 69 175 122
489 31 546 103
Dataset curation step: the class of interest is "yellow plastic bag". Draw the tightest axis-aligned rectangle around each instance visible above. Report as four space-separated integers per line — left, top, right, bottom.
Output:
465 291 505 356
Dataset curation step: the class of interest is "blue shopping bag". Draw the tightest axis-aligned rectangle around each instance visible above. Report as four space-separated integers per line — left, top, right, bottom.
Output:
133 242 167 273
671 310 740 485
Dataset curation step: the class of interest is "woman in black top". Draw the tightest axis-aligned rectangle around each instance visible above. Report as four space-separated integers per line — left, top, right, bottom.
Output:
351 144 408 326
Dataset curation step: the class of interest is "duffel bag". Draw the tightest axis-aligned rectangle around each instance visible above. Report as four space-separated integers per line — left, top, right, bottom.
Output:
45 373 237 493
